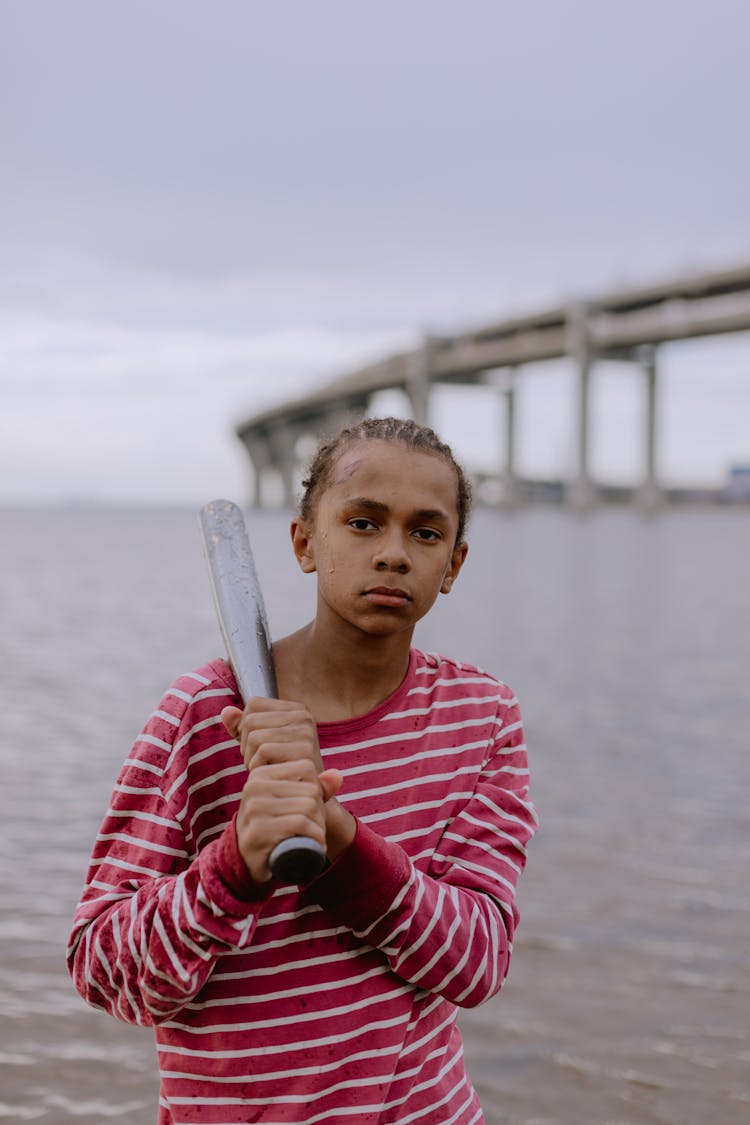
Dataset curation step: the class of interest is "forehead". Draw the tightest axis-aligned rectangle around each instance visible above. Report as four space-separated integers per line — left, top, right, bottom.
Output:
327 439 459 511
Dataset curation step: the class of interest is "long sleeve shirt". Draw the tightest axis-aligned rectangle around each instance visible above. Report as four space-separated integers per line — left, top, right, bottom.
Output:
68 648 538 1124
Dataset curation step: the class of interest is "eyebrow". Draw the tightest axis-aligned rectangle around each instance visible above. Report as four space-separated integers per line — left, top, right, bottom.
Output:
344 497 450 522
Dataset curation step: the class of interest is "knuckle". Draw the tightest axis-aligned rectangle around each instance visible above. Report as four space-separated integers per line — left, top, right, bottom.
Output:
254 741 271 763
302 795 321 818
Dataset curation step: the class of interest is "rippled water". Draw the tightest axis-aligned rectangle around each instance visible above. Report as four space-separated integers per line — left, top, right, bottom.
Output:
1 505 748 1124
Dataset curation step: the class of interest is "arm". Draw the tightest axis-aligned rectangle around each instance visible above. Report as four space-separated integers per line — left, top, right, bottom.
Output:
67 676 275 1026
302 689 537 1008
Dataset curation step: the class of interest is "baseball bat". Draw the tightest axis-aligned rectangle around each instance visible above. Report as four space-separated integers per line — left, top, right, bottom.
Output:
198 499 327 884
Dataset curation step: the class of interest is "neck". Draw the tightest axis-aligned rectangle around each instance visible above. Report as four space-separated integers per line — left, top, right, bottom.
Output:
273 618 414 722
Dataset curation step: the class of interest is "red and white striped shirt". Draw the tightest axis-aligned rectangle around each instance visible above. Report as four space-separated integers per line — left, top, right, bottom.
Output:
68 648 537 1124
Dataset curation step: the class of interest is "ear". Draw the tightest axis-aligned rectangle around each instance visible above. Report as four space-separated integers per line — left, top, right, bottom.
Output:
290 518 316 574
440 541 468 595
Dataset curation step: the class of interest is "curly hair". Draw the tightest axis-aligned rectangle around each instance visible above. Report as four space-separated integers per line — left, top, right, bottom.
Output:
299 416 472 545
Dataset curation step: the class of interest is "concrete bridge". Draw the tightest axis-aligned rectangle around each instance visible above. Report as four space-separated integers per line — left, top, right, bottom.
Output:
235 260 750 509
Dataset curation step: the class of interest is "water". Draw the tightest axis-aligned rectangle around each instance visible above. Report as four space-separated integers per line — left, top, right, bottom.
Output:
1 505 748 1124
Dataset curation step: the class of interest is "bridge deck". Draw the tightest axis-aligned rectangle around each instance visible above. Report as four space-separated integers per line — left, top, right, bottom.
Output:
235 259 750 509
237 259 750 438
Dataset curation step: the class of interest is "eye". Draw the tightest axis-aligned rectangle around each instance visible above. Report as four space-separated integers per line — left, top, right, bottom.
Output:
348 517 378 531
412 527 441 542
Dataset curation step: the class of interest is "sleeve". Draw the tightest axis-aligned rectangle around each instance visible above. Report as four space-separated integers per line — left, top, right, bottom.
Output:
303 689 537 1008
66 680 274 1026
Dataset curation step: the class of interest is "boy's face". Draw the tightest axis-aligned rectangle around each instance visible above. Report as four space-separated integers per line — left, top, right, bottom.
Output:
291 440 468 639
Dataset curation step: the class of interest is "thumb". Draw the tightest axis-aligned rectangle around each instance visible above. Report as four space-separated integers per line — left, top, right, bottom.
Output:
221 705 243 739
319 768 344 803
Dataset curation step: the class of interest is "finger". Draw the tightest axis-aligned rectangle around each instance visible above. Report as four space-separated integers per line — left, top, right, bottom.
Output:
238 778 327 836
319 769 344 803
240 787 326 826
244 722 315 747
247 760 323 787
247 737 322 772
243 696 308 716
221 705 243 739
226 699 312 739
238 711 316 757
239 714 315 743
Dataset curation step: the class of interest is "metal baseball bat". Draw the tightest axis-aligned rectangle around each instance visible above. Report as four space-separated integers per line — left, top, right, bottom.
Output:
198 499 326 884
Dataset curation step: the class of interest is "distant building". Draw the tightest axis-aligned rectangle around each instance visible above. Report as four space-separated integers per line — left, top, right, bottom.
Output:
724 465 750 502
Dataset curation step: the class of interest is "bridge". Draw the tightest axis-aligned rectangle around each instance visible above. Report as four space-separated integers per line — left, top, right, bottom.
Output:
235 260 750 509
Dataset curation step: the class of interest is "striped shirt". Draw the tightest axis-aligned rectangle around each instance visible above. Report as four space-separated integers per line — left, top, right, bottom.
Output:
68 648 537 1124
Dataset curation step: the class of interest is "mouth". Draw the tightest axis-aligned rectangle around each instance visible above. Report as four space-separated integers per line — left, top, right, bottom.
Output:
363 586 412 607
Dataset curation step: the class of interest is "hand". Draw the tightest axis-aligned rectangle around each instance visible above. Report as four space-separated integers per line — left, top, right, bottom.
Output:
221 699 345 881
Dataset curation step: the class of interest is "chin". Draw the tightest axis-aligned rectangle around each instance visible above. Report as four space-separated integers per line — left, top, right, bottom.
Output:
358 614 415 638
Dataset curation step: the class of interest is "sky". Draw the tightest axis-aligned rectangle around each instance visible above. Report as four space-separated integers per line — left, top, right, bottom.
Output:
1 0 749 505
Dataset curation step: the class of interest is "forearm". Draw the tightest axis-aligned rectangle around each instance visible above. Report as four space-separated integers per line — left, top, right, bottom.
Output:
302 819 511 1008
305 718 537 1010
68 818 273 1025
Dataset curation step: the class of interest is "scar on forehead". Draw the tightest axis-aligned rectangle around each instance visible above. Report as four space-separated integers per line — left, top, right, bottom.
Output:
331 455 365 485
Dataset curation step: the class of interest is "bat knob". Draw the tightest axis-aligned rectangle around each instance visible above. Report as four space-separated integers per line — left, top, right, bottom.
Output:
269 836 327 884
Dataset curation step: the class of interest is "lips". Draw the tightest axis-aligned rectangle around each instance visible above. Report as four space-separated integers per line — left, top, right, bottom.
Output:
363 586 411 606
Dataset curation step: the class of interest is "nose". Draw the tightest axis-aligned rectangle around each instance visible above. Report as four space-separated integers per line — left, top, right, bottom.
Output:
373 530 410 573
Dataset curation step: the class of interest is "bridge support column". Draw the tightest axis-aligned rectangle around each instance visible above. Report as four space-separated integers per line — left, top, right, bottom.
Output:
567 304 597 510
406 338 432 425
245 436 272 507
501 370 520 507
267 424 299 509
636 345 663 512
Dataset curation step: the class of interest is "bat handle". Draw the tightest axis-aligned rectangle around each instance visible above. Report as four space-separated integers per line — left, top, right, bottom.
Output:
269 836 327 884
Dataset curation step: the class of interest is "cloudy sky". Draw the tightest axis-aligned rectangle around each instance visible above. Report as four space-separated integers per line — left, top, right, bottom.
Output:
2 0 749 504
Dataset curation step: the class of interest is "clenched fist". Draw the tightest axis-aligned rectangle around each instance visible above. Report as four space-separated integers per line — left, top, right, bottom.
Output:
221 698 347 882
